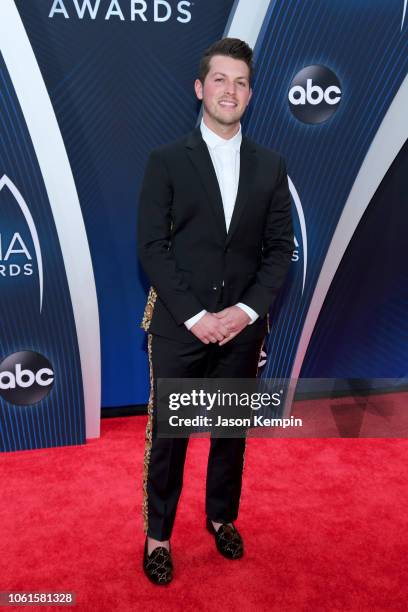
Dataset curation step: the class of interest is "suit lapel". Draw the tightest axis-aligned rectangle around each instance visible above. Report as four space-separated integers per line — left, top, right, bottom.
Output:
185 129 257 244
186 129 227 239
226 136 257 245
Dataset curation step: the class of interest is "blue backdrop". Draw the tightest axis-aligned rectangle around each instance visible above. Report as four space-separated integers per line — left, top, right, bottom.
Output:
6 0 408 414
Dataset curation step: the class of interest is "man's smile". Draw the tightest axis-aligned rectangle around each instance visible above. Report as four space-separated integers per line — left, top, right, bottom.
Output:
219 99 238 108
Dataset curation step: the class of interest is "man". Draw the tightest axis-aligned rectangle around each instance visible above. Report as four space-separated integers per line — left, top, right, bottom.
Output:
138 38 293 585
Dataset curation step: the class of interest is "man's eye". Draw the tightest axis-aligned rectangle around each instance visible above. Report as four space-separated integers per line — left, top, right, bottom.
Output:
215 78 223 82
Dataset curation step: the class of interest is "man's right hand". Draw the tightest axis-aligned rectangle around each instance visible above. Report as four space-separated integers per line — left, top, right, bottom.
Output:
190 313 229 344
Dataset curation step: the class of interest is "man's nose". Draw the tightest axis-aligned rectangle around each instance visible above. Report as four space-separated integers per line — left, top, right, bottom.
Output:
224 81 237 95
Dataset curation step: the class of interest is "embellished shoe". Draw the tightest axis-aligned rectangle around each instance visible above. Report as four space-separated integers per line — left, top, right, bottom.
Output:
206 517 244 559
143 539 173 585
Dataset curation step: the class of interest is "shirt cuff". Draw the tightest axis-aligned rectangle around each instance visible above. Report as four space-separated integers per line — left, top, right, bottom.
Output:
236 303 259 325
184 309 207 330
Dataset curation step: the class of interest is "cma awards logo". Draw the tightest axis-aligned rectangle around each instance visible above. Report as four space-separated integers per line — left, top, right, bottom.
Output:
288 65 342 125
0 175 44 313
257 175 307 370
49 0 192 22
0 351 54 405
288 176 307 294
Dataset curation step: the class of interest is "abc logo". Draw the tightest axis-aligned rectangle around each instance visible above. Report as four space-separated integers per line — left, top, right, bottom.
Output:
288 65 342 124
0 351 54 405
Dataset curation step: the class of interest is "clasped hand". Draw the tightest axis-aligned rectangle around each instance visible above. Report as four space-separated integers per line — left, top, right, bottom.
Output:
190 306 250 346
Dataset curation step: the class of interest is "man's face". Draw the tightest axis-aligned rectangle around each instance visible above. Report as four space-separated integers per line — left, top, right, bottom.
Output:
195 55 252 129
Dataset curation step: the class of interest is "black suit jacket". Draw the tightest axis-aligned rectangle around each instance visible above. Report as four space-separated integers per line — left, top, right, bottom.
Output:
137 127 294 343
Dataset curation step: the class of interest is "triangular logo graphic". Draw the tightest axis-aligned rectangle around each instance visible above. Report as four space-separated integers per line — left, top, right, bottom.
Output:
0 174 44 312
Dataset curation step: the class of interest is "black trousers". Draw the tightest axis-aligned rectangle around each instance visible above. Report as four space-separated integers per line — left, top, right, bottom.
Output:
143 332 263 540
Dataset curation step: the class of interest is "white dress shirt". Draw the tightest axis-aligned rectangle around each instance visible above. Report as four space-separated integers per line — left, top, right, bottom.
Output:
184 119 259 330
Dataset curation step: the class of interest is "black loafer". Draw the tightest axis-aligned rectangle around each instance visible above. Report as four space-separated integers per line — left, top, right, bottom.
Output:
143 539 173 585
206 518 244 559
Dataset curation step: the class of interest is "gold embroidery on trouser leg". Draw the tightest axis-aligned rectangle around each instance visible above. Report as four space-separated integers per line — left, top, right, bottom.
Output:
142 333 154 534
141 288 157 533
256 339 265 378
141 287 157 331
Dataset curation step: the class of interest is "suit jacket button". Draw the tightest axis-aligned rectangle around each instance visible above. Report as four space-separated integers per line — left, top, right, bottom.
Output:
212 285 217 291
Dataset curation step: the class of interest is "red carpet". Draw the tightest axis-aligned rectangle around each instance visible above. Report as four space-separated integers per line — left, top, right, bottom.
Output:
1 416 407 611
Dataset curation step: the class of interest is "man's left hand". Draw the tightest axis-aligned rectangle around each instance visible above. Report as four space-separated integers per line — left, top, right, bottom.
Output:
213 306 250 346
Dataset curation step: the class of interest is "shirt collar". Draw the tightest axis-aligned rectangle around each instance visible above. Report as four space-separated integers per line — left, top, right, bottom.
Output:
200 118 242 152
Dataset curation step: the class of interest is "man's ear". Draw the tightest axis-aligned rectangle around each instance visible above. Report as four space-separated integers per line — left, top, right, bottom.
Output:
247 87 253 106
194 78 203 100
